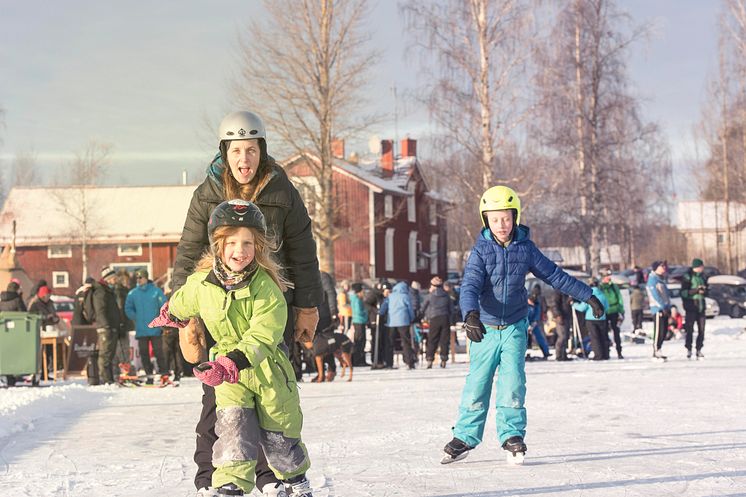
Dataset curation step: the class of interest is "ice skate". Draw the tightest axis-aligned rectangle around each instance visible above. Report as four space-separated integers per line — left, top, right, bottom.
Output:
696 350 704 360
440 360 447 368
217 482 244 495
652 350 667 362
502 436 527 465
261 482 289 497
687 349 692 359
441 437 473 464
285 476 313 497
196 487 219 497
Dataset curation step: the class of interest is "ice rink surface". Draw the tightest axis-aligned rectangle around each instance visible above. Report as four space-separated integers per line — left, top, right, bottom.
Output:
1 317 745 496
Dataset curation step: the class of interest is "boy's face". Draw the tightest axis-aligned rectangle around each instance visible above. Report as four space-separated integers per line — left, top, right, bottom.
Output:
485 209 514 244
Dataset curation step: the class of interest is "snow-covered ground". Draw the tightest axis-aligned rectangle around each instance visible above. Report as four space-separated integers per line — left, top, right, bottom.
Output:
2 317 746 497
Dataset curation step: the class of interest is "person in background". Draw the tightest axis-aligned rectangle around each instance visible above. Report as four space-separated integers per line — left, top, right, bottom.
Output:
349 283 369 367
379 281 416 370
680 258 708 359
337 280 353 332
629 282 645 334
29 286 60 328
27 279 48 308
420 276 454 369
573 278 609 360
600 269 625 359
646 260 671 361
668 305 684 340
161 322 184 384
92 267 123 384
527 295 550 360
548 289 573 361
377 283 395 369
0 281 27 312
125 269 167 384
114 269 135 367
313 271 339 381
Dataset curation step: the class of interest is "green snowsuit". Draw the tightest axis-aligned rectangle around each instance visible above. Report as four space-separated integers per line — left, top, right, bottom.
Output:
170 268 310 493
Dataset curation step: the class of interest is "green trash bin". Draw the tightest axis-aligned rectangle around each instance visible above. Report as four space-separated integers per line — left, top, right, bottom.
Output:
0 312 41 377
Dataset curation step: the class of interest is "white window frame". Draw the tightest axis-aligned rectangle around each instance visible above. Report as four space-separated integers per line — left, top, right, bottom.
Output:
384 195 393 218
385 228 395 271
47 245 72 259
117 243 143 257
429 203 437 226
409 231 418 273
430 234 439 274
52 271 69 289
407 183 416 223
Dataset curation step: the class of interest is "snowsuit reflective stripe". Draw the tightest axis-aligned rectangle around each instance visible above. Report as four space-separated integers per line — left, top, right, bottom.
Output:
170 268 310 493
453 319 528 447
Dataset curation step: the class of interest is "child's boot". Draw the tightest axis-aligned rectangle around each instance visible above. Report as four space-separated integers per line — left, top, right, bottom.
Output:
261 482 289 497
502 436 527 465
217 483 243 495
285 475 313 497
440 437 473 464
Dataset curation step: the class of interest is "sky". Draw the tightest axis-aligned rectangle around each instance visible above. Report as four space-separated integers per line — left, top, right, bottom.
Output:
0 1 722 197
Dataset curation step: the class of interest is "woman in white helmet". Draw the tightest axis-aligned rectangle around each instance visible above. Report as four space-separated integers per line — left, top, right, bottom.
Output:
172 111 323 497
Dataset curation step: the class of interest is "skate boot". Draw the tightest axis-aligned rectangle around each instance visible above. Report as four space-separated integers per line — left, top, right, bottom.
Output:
196 488 219 497
261 482 289 497
427 360 433 369
696 350 704 360
285 475 313 497
441 437 473 464
217 483 244 495
686 349 692 359
652 349 667 362
502 436 527 465
440 360 447 368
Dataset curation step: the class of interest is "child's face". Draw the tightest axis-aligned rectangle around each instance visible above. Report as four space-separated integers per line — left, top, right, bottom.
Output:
485 209 514 243
221 227 255 272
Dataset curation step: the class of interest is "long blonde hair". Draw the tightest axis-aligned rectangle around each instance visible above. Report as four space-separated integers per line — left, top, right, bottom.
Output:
196 225 290 292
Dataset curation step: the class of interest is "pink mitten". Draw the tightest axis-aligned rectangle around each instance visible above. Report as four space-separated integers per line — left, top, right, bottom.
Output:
193 356 240 386
149 302 190 329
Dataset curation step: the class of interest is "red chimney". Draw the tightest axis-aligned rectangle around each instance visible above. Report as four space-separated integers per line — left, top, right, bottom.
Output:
331 138 345 159
381 139 394 177
401 138 417 158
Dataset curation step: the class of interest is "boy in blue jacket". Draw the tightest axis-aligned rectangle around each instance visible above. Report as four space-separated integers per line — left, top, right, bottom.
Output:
441 186 604 465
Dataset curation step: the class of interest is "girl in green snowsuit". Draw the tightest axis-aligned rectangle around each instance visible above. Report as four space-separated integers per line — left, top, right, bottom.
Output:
153 199 312 496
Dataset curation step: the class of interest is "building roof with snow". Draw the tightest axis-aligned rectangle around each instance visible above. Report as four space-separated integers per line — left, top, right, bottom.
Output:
0 185 196 246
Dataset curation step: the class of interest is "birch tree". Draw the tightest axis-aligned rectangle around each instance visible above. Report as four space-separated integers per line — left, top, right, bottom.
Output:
52 141 111 280
232 0 378 275
534 0 664 273
402 0 535 254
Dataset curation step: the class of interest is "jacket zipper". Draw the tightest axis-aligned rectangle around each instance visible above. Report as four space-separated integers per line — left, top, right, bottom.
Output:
501 245 508 324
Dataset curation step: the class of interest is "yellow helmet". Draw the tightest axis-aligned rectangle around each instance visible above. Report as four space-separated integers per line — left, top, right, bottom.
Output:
479 185 521 227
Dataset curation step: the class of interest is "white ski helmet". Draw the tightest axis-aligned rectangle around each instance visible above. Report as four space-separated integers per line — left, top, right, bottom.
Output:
218 111 268 164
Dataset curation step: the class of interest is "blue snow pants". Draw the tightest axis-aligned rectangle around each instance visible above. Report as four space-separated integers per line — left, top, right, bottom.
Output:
453 318 528 448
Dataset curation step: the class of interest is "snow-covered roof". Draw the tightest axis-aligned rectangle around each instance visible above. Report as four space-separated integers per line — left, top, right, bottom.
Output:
677 201 746 231
283 152 417 195
0 185 196 246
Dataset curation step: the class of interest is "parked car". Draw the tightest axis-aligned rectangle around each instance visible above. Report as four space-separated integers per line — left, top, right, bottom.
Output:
706 275 746 318
49 294 74 327
642 282 719 320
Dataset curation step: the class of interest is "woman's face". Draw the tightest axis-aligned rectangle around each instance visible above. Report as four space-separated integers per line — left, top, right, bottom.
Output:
227 139 261 184
222 227 256 272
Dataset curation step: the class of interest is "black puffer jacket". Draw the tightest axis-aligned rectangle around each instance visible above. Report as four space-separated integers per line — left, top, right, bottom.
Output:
421 287 454 321
0 291 26 312
91 281 122 331
172 154 322 309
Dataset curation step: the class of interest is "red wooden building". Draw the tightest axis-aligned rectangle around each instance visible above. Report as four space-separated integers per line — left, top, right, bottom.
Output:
283 138 449 286
0 185 195 295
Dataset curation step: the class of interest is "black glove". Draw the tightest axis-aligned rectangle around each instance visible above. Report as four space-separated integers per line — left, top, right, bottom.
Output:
463 311 486 342
587 295 605 319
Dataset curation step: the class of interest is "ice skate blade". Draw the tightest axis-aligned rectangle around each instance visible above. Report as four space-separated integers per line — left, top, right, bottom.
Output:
441 450 469 464
506 451 525 465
